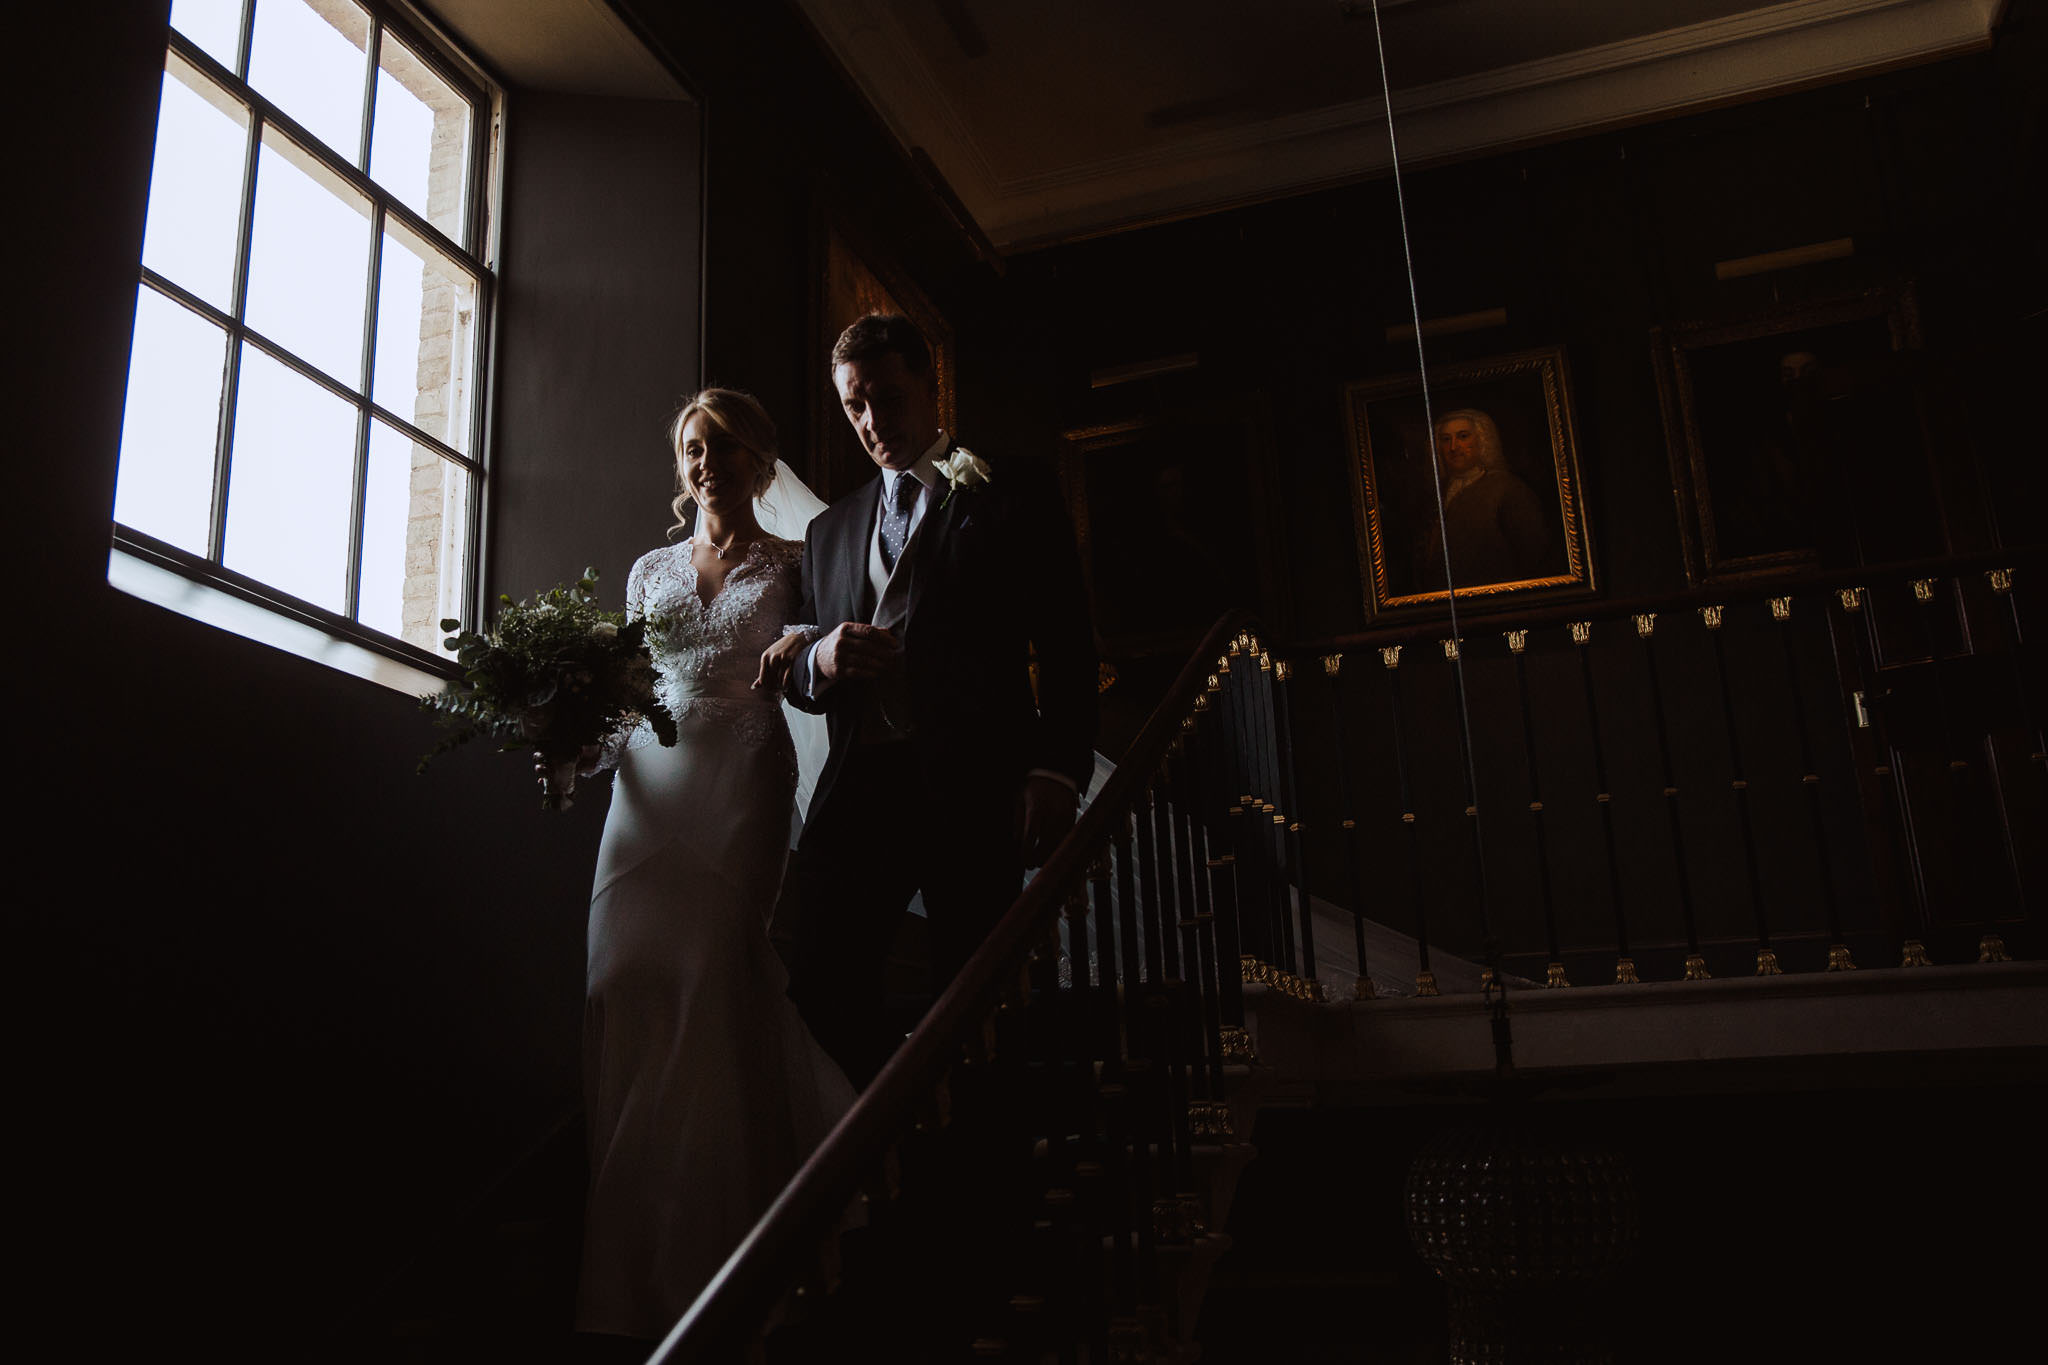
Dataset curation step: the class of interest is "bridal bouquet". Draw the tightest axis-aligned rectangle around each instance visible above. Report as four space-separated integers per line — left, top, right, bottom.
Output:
418 569 675 810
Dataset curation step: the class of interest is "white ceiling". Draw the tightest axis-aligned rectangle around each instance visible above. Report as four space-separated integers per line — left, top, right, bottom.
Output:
795 0 2007 250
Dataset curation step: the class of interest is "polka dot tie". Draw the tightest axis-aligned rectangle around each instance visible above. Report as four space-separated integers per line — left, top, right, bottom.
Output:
881 471 918 573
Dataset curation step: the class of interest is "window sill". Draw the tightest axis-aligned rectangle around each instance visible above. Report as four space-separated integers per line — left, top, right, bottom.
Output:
108 544 453 699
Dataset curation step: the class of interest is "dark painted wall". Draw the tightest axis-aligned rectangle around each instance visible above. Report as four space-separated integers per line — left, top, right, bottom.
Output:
491 90 703 601
975 16 2046 973
626 0 984 482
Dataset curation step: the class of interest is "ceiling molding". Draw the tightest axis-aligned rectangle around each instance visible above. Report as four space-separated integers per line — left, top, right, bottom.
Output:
799 0 2001 251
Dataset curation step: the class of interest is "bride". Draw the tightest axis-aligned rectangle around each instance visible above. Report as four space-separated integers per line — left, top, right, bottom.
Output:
572 388 846 1348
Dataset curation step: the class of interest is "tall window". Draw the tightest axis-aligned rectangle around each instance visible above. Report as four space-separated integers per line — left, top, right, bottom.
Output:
117 0 496 660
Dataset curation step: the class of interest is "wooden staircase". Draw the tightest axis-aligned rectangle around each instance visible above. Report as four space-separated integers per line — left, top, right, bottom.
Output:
655 614 1264 1362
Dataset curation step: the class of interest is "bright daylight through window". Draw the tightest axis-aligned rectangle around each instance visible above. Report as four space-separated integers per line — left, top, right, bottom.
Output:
115 0 495 665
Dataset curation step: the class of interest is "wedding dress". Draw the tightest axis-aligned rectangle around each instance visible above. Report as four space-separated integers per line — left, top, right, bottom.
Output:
576 533 852 1341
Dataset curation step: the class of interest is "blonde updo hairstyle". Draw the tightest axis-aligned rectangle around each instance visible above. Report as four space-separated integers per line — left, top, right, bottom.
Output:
668 387 780 536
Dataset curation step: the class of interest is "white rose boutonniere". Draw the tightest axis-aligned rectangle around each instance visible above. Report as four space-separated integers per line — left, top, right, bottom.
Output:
934 447 993 509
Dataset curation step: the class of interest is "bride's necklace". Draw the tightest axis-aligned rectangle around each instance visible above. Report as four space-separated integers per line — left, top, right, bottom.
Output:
700 529 751 560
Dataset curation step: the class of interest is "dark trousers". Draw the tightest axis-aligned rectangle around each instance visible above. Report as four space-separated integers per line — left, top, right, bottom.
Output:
775 739 1023 1089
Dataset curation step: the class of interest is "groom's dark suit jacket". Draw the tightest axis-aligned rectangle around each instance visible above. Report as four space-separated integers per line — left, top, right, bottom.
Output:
786 449 1097 824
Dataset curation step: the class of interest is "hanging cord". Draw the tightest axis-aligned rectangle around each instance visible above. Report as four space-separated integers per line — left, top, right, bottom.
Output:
1364 0 1512 1070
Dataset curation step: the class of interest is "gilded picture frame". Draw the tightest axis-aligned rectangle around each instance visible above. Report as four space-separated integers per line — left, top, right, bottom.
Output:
1651 283 1922 585
1343 346 1594 619
1059 396 1281 659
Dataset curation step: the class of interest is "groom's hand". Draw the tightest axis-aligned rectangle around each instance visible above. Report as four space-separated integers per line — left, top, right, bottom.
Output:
815 622 899 683
1016 775 1079 867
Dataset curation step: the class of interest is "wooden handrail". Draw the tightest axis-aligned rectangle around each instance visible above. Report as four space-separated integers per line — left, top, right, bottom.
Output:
654 608 1256 1361
1282 546 2043 660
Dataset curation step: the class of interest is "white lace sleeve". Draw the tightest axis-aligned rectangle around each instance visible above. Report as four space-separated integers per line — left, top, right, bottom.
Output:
625 551 650 623
582 549 663 776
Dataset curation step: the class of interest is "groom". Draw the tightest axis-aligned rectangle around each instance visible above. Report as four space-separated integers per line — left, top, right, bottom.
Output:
777 312 1098 1089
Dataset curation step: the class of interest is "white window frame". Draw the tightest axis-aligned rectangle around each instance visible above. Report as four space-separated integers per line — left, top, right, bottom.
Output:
112 0 502 694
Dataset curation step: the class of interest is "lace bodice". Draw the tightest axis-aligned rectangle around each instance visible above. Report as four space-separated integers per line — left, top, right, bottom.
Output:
610 537 805 755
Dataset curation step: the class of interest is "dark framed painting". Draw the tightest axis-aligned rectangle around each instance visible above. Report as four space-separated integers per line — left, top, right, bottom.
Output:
1343 345 1594 618
1059 399 1280 658
808 212 956 500
1652 283 1925 585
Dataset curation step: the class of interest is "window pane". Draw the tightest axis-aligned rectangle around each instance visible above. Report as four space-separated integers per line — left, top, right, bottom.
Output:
248 0 370 162
143 52 251 312
361 420 469 652
370 30 471 243
115 287 230 554
171 0 245 73
223 343 358 613
245 125 372 385
373 217 477 451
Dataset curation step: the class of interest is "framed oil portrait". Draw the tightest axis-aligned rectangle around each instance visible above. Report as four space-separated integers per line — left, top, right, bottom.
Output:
1652 283 1924 585
809 213 956 501
1343 346 1594 618
1060 399 1281 658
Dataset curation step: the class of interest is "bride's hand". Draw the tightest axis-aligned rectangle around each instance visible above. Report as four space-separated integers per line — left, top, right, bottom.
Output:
534 746 603 785
754 631 810 693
